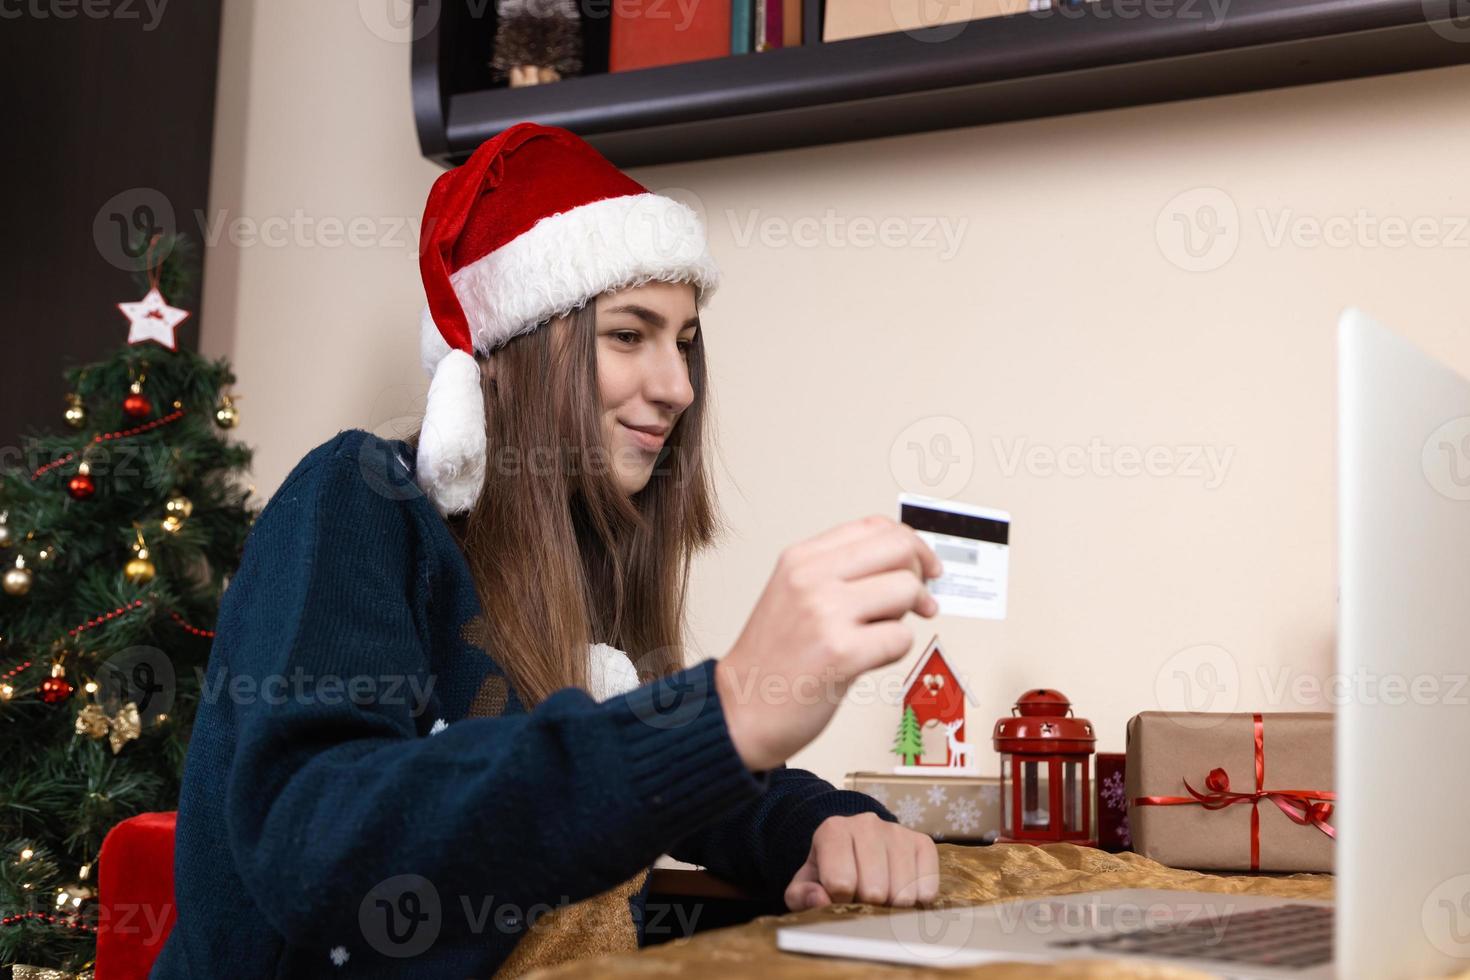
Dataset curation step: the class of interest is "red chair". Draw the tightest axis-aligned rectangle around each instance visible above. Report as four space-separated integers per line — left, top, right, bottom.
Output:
95 811 178 980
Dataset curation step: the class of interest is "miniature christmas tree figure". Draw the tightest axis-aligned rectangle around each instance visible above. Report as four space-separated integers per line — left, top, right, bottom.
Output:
0 232 257 973
891 704 924 767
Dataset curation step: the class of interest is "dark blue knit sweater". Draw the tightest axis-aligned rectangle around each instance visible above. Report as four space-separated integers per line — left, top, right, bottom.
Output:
149 428 894 978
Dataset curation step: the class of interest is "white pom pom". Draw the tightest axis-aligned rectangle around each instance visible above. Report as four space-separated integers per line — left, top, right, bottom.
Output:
416 347 486 516
588 642 641 702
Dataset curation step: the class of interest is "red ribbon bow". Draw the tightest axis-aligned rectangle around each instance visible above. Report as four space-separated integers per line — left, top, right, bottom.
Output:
1133 713 1336 871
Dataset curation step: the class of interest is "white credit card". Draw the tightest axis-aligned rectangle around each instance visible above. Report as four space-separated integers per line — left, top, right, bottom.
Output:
898 493 1010 620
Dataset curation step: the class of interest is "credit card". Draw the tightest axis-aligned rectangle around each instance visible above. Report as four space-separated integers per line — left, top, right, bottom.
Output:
898 493 1010 620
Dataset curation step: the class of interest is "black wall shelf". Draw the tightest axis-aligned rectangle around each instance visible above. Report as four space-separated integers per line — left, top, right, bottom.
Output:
413 0 1470 168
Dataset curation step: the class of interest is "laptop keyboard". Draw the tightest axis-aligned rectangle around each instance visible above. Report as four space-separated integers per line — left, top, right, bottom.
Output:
1048 903 1334 970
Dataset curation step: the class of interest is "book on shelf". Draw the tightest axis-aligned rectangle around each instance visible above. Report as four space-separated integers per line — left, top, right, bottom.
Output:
732 0 753 52
784 0 804 44
609 0 734 71
823 0 1027 42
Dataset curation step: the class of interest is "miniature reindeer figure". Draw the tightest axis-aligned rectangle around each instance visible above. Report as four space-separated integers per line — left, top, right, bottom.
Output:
943 719 974 770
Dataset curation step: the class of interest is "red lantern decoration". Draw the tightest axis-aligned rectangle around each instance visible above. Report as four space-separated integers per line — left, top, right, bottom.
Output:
992 688 1096 845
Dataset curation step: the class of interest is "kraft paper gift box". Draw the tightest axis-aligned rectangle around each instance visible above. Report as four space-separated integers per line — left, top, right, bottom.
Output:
1125 711 1335 873
844 772 1003 842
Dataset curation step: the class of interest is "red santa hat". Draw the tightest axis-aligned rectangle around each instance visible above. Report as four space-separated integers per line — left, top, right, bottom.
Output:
415 122 721 516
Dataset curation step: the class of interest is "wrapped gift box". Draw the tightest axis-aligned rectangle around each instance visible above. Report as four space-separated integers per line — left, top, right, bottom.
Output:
1095 752 1130 852
844 772 1002 842
1125 712 1335 873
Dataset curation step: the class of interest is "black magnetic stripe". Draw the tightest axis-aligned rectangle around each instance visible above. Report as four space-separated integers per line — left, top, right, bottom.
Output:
901 503 1009 546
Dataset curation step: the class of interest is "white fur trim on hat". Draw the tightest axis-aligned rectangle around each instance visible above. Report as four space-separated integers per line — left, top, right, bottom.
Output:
419 192 719 377
456 191 719 352
415 347 485 517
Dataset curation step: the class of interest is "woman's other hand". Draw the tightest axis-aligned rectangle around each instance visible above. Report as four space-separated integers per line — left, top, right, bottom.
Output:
783 812 941 911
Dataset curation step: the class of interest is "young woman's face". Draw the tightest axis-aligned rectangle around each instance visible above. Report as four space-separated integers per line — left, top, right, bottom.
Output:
593 280 699 496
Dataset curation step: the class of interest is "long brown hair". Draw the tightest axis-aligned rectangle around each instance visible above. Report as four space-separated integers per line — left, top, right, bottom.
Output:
407 297 721 706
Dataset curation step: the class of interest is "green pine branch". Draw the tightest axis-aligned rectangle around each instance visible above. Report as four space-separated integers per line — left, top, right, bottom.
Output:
0 236 256 970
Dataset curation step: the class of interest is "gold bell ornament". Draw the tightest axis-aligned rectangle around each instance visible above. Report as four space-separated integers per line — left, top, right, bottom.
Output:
124 525 156 585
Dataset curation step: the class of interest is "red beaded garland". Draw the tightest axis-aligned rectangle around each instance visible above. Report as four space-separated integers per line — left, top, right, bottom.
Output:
31 407 186 481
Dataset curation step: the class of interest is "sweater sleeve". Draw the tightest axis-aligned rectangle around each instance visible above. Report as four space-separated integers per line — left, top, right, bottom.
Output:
666 762 898 904
217 433 767 948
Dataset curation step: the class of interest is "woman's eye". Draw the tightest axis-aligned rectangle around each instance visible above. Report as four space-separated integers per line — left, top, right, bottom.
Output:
612 330 639 345
677 340 693 356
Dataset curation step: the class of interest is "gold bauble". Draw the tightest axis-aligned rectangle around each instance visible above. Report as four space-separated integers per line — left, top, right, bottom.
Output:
214 393 239 428
0 524 9 549
64 392 86 429
124 557 156 585
162 492 193 534
3 557 32 596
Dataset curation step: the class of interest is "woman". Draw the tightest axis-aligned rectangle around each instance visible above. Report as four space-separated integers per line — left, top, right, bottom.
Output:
153 123 942 978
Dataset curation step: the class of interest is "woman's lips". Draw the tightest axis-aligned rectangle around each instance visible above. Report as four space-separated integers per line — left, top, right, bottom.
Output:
621 422 666 452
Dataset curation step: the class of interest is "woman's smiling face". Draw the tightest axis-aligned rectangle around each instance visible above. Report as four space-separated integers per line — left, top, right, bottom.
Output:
593 280 700 496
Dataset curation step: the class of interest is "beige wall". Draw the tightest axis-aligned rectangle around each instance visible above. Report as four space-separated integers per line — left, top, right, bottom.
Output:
205 1 1470 788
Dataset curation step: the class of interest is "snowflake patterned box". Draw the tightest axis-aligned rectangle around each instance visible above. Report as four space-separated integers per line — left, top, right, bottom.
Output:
1095 752 1130 852
844 772 1003 842
1125 711 1335 873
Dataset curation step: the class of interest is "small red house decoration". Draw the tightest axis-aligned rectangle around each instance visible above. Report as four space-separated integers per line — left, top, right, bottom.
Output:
893 635 979 774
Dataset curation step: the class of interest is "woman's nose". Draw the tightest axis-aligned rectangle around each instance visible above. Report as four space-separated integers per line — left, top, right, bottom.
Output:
646 343 694 413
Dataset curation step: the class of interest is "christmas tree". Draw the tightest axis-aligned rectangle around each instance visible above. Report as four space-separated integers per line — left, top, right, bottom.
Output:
0 233 257 974
891 705 923 767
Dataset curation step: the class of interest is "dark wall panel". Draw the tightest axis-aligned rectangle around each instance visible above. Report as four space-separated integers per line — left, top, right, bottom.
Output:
0 0 223 456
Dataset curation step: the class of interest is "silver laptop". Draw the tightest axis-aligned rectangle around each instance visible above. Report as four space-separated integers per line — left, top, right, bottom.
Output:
776 309 1470 979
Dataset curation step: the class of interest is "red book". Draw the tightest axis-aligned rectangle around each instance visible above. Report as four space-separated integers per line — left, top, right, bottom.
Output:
761 0 783 49
610 0 733 72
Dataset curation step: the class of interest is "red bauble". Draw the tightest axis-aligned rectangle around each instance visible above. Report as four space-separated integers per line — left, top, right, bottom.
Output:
40 676 74 705
123 393 152 418
68 473 95 500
